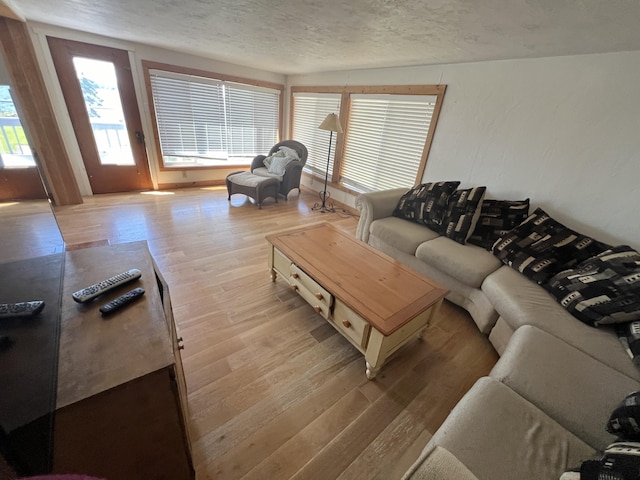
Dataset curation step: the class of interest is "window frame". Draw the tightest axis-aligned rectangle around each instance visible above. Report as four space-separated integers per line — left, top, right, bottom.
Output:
289 84 446 194
142 60 285 172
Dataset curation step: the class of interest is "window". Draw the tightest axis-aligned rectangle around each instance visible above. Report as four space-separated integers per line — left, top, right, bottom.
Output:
291 92 341 180
290 85 445 193
341 94 437 192
0 85 35 168
146 67 282 168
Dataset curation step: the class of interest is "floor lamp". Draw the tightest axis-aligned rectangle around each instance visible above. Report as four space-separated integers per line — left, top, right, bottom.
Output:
313 113 343 213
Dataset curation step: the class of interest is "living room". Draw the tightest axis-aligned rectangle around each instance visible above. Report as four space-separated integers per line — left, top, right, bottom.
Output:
1 1 640 479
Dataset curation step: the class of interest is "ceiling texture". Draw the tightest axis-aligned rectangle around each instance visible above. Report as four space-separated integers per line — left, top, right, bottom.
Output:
10 0 640 74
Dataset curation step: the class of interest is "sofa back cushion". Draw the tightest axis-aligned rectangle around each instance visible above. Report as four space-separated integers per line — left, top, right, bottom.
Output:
468 198 530 250
393 181 460 230
491 207 608 284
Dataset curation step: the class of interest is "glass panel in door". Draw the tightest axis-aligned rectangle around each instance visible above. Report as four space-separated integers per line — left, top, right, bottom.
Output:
72 57 134 166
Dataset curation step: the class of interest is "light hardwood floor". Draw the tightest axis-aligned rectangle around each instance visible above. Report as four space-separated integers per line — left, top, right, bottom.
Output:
53 187 499 480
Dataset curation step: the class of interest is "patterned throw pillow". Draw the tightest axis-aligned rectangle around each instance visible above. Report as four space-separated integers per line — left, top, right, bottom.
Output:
440 186 486 244
546 245 640 326
392 181 460 230
491 208 609 284
607 390 640 440
467 198 530 250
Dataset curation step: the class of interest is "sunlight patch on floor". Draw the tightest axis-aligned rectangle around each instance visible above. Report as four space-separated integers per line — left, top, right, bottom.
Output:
140 191 175 196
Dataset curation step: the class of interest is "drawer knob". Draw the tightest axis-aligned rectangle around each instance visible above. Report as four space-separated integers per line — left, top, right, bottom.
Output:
292 285 298 291
291 273 299 279
313 306 322 313
315 293 324 300
342 320 352 328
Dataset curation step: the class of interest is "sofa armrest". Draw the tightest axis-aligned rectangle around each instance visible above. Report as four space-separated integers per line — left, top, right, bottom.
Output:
355 188 407 243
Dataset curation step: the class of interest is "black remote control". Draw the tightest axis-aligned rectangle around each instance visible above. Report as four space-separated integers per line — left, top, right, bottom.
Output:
72 269 142 303
0 301 45 319
99 287 145 315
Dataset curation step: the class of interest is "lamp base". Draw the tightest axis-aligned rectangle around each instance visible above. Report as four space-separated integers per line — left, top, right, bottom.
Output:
312 191 335 213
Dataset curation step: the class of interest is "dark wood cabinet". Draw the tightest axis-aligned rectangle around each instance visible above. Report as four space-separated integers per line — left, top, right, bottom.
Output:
52 241 193 479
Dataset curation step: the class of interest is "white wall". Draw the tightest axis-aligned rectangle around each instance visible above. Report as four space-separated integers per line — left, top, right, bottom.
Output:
289 52 640 250
26 22 285 194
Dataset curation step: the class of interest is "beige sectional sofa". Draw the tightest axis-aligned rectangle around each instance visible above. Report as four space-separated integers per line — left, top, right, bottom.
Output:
355 188 640 480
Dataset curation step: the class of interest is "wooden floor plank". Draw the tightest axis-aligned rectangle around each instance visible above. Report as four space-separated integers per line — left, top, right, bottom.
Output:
52 187 499 479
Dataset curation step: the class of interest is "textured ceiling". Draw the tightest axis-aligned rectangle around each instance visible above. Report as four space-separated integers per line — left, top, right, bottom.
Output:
11 0 640 74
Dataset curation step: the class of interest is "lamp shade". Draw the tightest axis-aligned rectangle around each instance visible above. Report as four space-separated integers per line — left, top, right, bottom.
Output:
318 113 343 133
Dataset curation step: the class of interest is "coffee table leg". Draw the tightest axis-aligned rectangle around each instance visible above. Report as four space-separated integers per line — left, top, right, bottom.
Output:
417 327 428 340
365 361 381 380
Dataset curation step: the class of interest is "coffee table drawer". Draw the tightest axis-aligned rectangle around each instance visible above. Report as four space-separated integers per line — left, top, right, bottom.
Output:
273 248 292 277
332 300 370 349
290 265 333 310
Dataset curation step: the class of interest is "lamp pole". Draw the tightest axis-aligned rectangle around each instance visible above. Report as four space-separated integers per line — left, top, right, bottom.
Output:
313 113 342 213
317 130 334 212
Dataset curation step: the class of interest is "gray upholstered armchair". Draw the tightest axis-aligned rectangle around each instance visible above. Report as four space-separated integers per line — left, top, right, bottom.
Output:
250 140 308 199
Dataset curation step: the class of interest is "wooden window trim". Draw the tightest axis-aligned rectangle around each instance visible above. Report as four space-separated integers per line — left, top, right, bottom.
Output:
142 60 285 172
290 84 446 195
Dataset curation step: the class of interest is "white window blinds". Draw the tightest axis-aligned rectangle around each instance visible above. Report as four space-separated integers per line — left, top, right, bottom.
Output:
149 70 280 166
341 94 437 192
291 92 341 179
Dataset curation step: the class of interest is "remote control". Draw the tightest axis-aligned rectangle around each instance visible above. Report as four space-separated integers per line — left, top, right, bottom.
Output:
99 287 145 315
72 269 142 303
0 301 45 319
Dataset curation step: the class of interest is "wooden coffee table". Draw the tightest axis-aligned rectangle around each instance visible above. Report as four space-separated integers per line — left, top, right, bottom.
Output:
266 223 448 379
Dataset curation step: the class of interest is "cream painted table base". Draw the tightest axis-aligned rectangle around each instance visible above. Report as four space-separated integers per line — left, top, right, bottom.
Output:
266 223 447 379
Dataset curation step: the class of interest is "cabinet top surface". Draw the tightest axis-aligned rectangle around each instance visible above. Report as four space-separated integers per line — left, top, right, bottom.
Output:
57 241 174 408
266 223 448 335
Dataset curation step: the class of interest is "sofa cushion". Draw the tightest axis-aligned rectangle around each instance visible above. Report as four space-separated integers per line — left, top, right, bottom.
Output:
482 265 640 380
428 377 595 480
546 245 640 327
415 236 502 288
491 207 608 284
468 198 530 250
440 186 486 244
392 181 460 229
370 217 440 255
402 445 478 480
491 325 639 450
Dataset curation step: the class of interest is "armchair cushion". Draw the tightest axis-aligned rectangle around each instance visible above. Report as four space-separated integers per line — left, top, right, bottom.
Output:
252 167 283 182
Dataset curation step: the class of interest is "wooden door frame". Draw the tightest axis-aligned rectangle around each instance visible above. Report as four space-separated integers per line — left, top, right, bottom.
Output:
47 37 152 194
0 17 82 205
